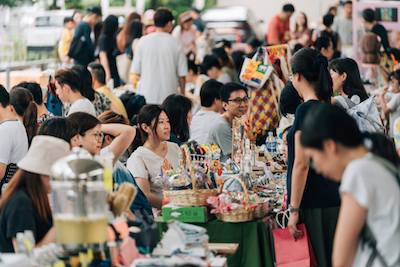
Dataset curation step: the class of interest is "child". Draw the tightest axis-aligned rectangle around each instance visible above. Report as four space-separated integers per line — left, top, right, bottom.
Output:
379 70 400 137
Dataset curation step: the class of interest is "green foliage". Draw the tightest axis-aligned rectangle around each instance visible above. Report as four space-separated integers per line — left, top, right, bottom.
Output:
0 0 29 7
65 0 83 9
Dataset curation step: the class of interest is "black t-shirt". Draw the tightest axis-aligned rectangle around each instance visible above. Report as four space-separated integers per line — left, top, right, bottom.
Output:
98 34 121 88
371 23 390 53
286 100 340 209
0 189 52 252
71 21 95 66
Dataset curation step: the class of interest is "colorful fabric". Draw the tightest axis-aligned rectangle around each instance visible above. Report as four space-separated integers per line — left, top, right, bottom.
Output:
249 79 281 135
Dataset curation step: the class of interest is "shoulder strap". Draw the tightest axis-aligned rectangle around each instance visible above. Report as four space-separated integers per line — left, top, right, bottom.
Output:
361 155 399 267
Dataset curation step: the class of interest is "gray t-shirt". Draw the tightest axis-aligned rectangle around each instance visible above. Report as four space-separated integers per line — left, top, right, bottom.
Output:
340 153 400 267
333 17 353 46
126 142 180 199
190 110 222 143
208 115 232 156
67 98 96 117
132 32 188 104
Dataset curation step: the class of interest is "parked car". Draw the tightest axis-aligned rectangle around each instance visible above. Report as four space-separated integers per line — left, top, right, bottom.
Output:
201 6 263 44
25 10 74 55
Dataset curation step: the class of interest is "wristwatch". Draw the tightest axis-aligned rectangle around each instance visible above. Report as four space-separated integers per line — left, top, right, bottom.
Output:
289 204 300 214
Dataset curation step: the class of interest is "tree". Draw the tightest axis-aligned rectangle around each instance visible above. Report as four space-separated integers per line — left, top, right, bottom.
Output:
65 0 83 9
0 0 30 7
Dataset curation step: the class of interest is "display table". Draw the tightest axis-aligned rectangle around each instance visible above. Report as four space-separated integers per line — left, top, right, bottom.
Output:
158 219 274 267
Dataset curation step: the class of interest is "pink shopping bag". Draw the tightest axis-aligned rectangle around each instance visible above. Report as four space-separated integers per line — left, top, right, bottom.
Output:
272 223 317 267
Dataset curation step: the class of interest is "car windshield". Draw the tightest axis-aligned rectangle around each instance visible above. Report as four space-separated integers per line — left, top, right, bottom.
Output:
35 15 64 27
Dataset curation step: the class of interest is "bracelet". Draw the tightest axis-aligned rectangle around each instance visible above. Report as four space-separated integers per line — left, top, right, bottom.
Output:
289 204 300 214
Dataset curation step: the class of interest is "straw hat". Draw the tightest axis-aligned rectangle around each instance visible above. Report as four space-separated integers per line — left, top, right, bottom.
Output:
179 11 193 24
18 135 71 176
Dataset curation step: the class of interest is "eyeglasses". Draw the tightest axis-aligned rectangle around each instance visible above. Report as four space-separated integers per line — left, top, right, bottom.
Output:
85 131 104 141
228 97 249 105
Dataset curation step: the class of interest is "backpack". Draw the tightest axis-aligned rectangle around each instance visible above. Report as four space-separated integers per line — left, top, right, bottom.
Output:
346 96 385 133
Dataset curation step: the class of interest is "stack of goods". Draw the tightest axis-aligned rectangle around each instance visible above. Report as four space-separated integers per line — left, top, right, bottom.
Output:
133 222 227 267
153 221 209 257
163 142 222 207
252 173 286 213
207 177 271 222
257 147 287 173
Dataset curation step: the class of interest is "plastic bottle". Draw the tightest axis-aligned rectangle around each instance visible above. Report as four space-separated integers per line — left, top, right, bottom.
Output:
265 131 277 156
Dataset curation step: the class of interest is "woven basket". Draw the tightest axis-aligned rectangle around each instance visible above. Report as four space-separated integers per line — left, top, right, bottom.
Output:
216 209 254 223
216 177 254 223
164 145 218 207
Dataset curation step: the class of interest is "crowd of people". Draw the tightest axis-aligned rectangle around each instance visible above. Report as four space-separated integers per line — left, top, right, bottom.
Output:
0 2 399 267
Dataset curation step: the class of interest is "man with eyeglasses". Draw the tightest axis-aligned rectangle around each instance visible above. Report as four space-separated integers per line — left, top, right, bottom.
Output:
209 82 249 157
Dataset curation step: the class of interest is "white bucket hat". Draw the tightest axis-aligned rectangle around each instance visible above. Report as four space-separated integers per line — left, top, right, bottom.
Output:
18 135 71 176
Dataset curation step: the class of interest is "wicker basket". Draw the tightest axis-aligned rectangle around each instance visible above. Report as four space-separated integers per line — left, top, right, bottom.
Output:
216 209 254 223
164 145 218 207
216 177 254 223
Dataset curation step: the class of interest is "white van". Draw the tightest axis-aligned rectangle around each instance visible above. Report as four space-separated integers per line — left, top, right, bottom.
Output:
26 10 74 53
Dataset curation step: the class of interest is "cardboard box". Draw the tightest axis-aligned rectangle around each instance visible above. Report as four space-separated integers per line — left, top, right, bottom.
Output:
162 206 209 223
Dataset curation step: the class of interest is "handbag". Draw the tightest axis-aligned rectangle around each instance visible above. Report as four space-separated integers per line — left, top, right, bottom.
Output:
272 211 317 267
249 77 281 135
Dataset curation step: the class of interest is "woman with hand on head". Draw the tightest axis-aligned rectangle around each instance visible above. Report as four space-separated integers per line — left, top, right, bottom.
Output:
126 105 180 209
287 48 340 266
67 112 135 165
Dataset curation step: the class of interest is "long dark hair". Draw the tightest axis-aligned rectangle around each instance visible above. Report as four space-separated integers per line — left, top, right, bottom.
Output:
291 48 333 103
125 21 143 50
162 94 192 143
101 15 119 37
0 170 52 222
363 132 400 166
55 68 94 101
329 58 369 102
137 105 165 143
9 87 38 145
70 65 96 102
294 12 308 33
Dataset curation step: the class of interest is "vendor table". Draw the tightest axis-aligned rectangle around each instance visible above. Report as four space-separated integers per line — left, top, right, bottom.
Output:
158 219 274 267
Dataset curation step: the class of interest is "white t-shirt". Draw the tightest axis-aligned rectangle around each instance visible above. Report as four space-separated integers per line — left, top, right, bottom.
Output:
0 120 28 166
340 153 400 267
67 98 96 117
126 142 180 199
386 93 400 137
132 32 188 104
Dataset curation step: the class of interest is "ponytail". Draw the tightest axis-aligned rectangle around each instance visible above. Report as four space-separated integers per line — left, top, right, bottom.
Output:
70 65 96 102
9 87 38 145
291 48 333 103
23 102 38 145
315 56 333 103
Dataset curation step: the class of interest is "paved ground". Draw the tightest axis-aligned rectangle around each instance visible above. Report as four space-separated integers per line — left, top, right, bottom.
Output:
0 68 48 89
